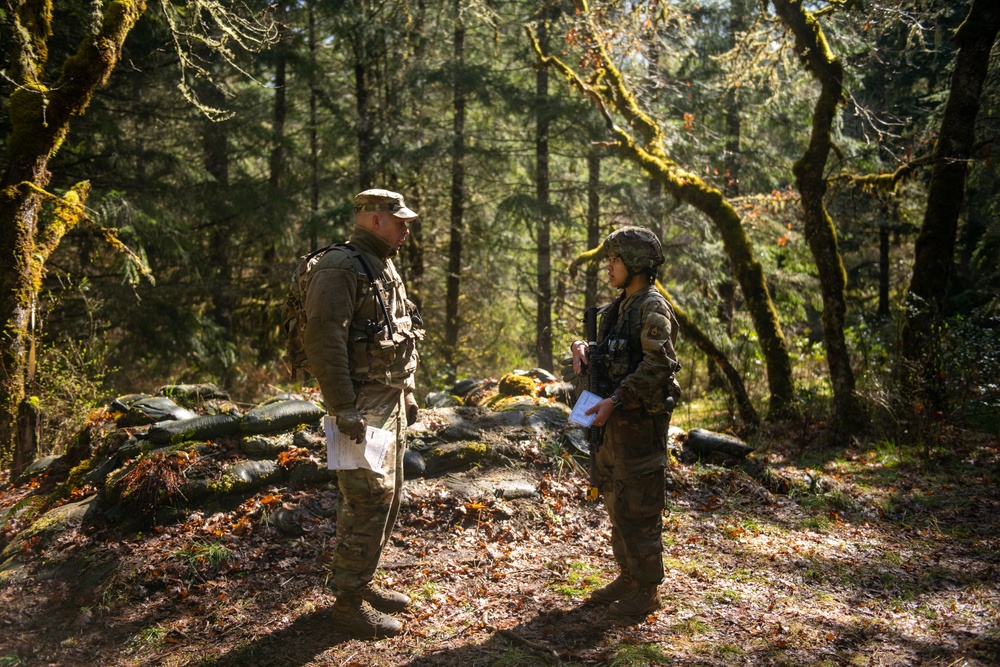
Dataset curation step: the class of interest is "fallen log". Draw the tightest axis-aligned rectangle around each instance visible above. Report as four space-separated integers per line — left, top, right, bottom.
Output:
683 428 755 459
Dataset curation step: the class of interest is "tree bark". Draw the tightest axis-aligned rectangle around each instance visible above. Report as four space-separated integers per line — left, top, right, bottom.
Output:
200 82 235 364
527 5 795 417
904 0 1000 368
354 67 374 192
772 0 863 429
444 0 466 386
534 19 553 372
879 225 890 319
585 149 601 312
308 0 320 248
400 0 428 312
723 0 748 200
1 0 147 467
269 8 288 192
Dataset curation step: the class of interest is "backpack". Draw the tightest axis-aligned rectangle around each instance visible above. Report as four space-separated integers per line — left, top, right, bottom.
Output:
281 242 384 376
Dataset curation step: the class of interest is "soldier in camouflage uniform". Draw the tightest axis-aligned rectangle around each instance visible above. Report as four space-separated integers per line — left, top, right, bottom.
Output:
303 189 423 638
571 226 680 617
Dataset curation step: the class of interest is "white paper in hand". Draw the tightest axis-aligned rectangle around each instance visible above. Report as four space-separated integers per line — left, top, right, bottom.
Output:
324 416 394 475
568 390 602 427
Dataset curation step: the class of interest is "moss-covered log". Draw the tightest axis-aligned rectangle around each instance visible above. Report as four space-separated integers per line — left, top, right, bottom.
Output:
771 0 864 430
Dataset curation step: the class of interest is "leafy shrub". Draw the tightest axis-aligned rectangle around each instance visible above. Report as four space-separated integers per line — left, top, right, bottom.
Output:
33 335 113 458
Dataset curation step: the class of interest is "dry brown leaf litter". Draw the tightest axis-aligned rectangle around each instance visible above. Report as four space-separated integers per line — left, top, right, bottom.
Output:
0 429 997 667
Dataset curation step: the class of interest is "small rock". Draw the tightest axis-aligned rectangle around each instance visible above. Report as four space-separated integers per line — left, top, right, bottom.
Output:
21 455 61 479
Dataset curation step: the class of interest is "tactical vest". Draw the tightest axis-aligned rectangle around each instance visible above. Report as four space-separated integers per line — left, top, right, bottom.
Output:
341 247 423 387
596 290 679 414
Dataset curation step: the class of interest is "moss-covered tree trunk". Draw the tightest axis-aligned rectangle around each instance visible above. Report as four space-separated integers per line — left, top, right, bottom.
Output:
585 149 601 312
352 0 376 191
904 0 1000 383
307 0 320 249
527 2 795 417
444 0 466 386
534 19 554 372
772 0 863 429
663 174 794 417
0 0 147 472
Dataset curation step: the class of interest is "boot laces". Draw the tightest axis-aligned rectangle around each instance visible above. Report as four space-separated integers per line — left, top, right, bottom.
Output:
358 600 383 623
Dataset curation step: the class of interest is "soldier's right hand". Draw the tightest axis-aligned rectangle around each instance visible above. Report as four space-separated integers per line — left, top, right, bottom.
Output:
336 407 367 443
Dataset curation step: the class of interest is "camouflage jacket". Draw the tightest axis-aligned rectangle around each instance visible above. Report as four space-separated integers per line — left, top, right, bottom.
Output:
303 226 422 413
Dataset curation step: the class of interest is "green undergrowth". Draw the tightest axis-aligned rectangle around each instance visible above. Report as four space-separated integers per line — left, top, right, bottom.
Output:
548 561 602 598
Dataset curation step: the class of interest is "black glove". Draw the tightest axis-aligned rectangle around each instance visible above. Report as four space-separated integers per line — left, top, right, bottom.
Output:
404 390 419 426
336 407 367 443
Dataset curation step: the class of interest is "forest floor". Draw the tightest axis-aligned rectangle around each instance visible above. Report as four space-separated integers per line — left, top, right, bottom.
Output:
1 422 998 667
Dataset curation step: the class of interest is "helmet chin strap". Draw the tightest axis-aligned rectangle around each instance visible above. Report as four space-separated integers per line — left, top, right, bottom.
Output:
623 265 642 289
623 265 655 291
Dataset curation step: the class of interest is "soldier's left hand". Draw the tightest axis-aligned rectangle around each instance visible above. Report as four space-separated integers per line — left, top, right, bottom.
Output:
585 397 616 427
336 407 367 443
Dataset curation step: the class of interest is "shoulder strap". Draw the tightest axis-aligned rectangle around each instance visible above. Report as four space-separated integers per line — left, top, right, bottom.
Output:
339 242 395 338
327 241 375 282
597 294 624 343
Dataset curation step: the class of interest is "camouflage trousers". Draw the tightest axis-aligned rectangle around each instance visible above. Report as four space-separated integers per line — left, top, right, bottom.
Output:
595 406 670 585
329 382 406 595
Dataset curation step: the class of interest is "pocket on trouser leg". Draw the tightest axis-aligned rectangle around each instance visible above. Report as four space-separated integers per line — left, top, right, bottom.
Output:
614 472 665 520
339 465 394 504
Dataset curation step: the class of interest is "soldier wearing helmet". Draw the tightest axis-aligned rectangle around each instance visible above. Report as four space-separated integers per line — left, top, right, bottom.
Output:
570 225 680 618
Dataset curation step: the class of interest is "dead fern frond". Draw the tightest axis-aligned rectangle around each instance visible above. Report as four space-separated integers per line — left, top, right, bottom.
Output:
112 454 185 524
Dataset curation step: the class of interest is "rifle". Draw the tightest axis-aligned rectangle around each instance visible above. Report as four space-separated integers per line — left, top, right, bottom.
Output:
583 306 610 502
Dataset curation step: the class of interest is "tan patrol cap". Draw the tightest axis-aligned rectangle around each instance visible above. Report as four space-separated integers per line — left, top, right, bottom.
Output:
354 189 418 220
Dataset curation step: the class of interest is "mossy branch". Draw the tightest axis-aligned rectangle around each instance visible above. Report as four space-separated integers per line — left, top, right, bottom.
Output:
15 181 154 285
836 148 956 192
568 241 604 279
574 1 665 151
37 181 89 262
524 25 688 199
11 0 54 87
524 24 617 133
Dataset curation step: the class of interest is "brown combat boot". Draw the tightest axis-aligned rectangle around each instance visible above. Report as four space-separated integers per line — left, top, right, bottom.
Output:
589 574 637 604
362 582 411 613
331 594 403 639
608 584 662 617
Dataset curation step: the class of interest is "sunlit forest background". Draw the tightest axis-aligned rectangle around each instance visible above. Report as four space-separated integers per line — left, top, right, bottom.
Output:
2 0 999 470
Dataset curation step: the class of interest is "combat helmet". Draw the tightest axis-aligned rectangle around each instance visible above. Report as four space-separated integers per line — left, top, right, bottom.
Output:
604 226 664 272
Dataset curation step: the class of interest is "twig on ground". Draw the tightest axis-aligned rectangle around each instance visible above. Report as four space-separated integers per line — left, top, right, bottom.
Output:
495 628 562 666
